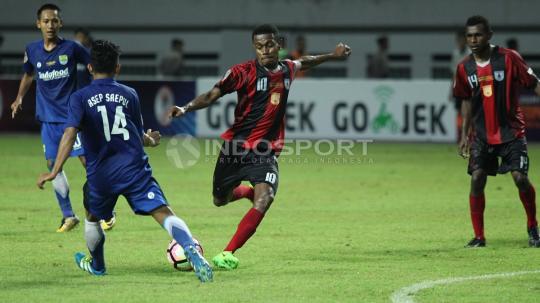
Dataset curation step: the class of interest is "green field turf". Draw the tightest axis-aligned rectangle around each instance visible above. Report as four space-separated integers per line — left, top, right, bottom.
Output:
1 135 540 303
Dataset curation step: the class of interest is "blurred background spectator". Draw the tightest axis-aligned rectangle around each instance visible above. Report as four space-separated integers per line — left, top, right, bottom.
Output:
450 30 470 142
290 35 307 77
506 37 519 51
367 36 389 78
74 27 93 49
278 36 289 60
159 38 184 77
73 27 92 88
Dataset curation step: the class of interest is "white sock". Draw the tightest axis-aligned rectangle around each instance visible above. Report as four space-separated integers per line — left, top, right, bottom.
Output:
52 171 70 199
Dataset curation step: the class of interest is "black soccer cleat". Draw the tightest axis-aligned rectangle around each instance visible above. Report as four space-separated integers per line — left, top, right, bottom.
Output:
465 237 486 248
528 226 540 248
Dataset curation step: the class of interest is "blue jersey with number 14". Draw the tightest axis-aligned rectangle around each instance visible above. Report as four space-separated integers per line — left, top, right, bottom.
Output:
66 78 152 193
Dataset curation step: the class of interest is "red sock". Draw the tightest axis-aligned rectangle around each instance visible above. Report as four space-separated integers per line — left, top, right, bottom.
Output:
231 185 254 202
519 185 537 228
224 208 264 253
470 194 485 239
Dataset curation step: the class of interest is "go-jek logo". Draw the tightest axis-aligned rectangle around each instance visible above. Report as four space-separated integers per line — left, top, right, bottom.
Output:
38 68 69 81
371 86 399 133
166 135 201 169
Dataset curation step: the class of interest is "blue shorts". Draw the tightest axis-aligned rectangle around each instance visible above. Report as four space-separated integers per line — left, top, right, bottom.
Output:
41 122 84 160
83 177 169 220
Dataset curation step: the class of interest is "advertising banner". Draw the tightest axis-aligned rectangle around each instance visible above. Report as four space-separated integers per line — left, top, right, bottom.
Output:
196 79 458 142
0 80 196 135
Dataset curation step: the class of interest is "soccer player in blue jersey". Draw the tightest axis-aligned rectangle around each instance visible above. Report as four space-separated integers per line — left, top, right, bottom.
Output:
10 4 117 232
36 40 213 282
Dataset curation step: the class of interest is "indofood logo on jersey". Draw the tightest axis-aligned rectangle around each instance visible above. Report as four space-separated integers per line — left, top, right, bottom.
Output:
38 68 69 81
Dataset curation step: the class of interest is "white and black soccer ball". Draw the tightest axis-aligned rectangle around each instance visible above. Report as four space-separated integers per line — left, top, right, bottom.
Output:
166 238 204 271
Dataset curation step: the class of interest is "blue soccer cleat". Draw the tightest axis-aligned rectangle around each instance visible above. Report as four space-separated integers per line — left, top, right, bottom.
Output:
184 245 213 282
74 252 106 276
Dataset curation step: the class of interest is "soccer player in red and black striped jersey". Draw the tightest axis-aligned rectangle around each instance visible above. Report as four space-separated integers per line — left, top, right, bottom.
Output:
454 16 540 248
167 24 351 269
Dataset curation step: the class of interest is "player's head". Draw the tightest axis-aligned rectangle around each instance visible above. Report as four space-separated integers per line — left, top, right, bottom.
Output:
89 40 121 77
377 36 388 51
465 15 492 55
506 38 519 51
36 4 62 40
252 24 280 69
74 27 92 48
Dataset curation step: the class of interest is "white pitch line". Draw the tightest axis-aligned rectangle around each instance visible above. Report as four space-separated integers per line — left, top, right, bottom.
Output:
390 269 540 303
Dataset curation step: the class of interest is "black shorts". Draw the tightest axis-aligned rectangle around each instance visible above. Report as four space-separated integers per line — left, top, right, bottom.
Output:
212 141 279 199
468 137 529 176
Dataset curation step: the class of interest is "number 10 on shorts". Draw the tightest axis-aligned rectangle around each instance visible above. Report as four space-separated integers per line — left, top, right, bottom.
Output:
265 172 277 184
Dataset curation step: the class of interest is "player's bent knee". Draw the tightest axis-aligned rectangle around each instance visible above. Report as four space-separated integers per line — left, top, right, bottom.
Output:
512 172 530 190
471 171 486 185
254 193 274 212
86 211 99 223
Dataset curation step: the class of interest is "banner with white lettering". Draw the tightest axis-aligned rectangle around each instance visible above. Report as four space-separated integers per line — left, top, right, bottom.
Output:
196 79 457 142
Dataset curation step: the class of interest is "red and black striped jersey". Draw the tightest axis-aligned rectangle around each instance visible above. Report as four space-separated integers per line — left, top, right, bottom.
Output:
215 59 298 152
453 46 539 145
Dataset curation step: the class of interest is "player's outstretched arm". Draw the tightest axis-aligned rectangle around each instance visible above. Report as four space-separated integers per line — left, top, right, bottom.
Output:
458 99 472 159
143 129 161 147
37 127 78 189
10 72 34 119
297 42 351 71
166 86 222 121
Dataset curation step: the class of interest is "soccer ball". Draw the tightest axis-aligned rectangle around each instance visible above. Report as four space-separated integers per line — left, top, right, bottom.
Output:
166 238 204 271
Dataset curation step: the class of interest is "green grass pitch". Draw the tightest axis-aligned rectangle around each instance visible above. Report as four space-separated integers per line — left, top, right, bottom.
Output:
1 135 540 302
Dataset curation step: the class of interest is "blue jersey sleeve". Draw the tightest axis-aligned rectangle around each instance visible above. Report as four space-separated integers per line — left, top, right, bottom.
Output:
74 43 91 65
66 92 85 129
22 47 33 74
130 89 145 137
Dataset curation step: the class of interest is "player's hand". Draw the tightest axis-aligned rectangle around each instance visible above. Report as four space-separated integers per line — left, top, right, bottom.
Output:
37 172 56 189
458 138 470 159
333 43 352 60
166 106 187 122
10 98 23 119
144 129 161 147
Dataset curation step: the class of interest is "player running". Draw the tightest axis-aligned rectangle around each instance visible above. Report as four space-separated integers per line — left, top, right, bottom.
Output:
37 40 212 282
167 24 351 269
10 4 115 232
454 15 540 248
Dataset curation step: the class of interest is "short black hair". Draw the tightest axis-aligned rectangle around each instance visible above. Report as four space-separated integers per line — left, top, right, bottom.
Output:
37 3 61 19
466 15 492 33
506 38 519 50
171 38 183 48
91 40 121 74
252 24 279 41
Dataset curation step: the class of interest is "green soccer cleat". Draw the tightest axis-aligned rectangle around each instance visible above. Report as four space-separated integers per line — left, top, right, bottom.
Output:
212 251 239 270
74 252 106 276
